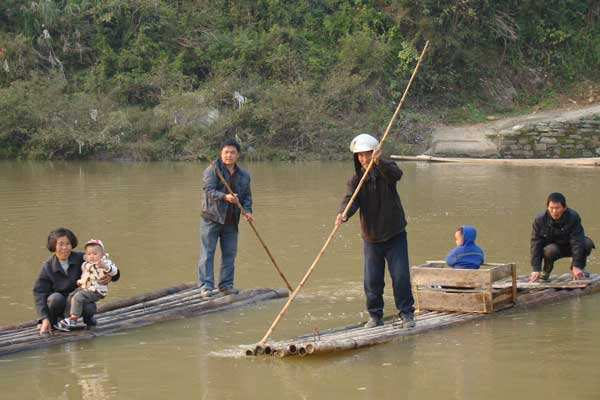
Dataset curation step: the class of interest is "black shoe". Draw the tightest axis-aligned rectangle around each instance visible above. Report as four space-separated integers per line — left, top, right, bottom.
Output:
540 272 551 282
364 316 384 328
83 315 97 327
396 312 416 329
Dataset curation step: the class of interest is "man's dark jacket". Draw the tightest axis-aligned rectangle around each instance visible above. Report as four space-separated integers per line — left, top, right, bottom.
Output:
33 251 121 320
530 208 592 270
201 160 252 225
339 157 407 243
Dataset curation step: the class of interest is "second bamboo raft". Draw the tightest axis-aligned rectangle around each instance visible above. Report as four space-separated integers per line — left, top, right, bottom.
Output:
0 285 288 357
246 273 600 358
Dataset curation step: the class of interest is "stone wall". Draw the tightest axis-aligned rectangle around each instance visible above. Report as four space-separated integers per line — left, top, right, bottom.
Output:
487 114 600 158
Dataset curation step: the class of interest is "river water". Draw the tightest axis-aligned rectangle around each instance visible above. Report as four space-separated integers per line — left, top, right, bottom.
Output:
0 160 598 400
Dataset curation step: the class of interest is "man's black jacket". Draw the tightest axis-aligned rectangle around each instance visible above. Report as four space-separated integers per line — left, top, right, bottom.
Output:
530 208 588 270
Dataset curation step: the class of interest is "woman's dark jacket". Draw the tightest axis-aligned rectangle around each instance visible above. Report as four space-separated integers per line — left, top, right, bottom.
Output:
339 157 407 243
201 160 252 225
33 251 121 320
530 208 592 270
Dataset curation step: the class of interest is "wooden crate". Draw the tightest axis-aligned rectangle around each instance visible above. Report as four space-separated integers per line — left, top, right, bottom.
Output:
411 261 517 313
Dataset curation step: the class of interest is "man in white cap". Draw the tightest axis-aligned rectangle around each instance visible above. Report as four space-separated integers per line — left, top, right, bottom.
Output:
336 133 415 328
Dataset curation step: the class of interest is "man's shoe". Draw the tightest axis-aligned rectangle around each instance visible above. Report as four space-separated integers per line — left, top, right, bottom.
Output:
540 273 551 282
219 287 240 296
83 315 97 327
199 287 215 297
396 312 416 329
55 318 83 332
364 317 383 328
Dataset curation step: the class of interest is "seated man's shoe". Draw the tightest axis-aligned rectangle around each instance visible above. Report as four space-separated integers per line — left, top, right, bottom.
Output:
396 312 416 329
219 287 240 296
540 272 551 282
83 315 97 327
55 318 84 332
364 316 383 328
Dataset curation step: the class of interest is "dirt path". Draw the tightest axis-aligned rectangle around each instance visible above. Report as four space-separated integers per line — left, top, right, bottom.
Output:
426 104 600 157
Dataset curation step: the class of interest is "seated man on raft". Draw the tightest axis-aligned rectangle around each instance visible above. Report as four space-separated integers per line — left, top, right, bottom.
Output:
529 192 595 282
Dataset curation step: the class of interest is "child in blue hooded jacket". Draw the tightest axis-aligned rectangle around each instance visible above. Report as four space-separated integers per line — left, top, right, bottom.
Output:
446 226 485 269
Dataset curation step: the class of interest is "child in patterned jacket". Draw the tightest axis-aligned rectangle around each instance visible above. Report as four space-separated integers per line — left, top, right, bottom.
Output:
56 239 118 331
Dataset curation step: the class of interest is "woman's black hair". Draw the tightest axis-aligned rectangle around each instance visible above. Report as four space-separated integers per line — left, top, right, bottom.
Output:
47 228 78 252
546 192 567 207
221 138 241 153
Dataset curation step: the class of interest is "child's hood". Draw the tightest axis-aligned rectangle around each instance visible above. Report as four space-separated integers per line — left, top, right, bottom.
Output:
462 225 477 245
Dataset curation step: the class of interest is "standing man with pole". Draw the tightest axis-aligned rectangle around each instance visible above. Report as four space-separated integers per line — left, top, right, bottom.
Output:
197 139 253 296
336 134 415 328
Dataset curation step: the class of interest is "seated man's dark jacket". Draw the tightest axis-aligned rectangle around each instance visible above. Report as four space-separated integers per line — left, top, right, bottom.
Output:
339 158 407 243
33 251 121 320
530 208 591 270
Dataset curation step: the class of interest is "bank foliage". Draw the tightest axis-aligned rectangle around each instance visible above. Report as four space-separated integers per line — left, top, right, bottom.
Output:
1 0 599 160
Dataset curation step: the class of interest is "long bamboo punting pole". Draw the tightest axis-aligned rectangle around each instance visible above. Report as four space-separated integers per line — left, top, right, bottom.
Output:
254 41 430 349
211 161 293 292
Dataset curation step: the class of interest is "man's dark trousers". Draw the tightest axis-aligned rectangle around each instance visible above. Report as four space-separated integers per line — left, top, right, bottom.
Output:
363 231 414 319
542 237 595 275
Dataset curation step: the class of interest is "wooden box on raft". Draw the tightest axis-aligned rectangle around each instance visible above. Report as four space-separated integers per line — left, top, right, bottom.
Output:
411 261 517 313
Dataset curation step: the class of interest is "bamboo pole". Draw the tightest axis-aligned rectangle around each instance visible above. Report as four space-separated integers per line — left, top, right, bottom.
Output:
255 40 430 348
211 160 293 292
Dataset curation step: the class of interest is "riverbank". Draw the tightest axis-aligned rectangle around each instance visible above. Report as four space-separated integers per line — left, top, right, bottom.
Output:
425 103 600 158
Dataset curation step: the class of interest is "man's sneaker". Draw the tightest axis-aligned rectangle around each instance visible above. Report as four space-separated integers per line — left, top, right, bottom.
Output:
396 312 416 329
219 287 240 296
55 318 83 332
199 287 215 298
364 316 383 328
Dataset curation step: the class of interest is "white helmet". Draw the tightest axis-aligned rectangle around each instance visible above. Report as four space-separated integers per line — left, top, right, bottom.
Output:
349 133 379 153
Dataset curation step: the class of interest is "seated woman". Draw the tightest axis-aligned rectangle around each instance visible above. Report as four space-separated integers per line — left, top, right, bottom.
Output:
33 228 121 334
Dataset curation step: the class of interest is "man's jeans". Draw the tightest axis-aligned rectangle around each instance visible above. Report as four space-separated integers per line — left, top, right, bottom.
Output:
363 231 414 319
542 236 595 275
197 218 239 290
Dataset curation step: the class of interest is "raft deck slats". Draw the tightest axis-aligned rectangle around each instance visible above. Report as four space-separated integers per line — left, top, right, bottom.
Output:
249 274 600 358
0 287 287 357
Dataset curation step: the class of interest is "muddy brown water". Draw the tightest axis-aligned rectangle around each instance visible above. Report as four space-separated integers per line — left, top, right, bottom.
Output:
0 160 599 400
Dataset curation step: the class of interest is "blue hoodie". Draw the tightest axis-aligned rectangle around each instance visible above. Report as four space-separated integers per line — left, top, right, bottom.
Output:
446 225 485 269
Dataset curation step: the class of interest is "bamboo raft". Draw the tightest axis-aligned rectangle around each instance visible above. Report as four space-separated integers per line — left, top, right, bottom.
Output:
0 285 287 357
246 273 600 358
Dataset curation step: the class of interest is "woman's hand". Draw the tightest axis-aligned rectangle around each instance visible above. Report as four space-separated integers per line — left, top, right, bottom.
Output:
39 318 52 335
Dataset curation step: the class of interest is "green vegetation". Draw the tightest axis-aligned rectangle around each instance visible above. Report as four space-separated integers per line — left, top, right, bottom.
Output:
1 0 599 160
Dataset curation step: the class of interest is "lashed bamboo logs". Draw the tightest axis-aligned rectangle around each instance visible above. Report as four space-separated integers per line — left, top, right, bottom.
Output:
248 275 600 358
0 287 287 357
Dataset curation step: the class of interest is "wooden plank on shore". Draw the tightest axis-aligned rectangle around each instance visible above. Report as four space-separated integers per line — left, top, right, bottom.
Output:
390 155 600 167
